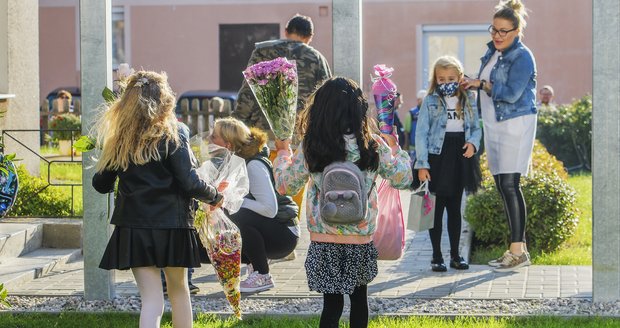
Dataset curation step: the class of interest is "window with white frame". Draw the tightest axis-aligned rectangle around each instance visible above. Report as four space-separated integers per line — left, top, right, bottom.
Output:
112 6 126 68
420 25 489 90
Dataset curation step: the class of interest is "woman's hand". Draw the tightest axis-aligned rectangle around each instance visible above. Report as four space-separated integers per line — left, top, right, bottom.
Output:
462 143 475 158
275 138 291 152
418 168 431 182
460 77 481 90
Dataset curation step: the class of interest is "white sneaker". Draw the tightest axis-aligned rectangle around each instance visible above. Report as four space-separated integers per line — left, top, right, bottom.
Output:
494 252 531 272
488 250 510 267
239 272 275 293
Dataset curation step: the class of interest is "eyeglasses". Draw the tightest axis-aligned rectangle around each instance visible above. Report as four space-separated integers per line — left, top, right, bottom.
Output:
488 25 517 37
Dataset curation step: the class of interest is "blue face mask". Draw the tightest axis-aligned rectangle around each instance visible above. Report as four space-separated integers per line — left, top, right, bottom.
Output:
437 82 459 97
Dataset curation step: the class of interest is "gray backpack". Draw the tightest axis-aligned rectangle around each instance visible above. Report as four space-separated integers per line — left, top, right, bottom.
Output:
318 161 376 225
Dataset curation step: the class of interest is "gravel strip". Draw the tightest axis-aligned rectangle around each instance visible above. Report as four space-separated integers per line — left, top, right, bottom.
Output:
3 296 620 317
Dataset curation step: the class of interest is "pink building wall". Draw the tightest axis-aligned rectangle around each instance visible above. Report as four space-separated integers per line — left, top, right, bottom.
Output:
39 0 592 114
39 5 78 99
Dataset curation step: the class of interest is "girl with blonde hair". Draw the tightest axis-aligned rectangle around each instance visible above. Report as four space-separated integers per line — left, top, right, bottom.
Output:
415 55 482 272
93 70 223 328
209 117 299 293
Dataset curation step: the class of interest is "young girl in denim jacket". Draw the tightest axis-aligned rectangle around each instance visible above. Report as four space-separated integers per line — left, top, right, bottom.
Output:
415 56 482 272
273 77 412 328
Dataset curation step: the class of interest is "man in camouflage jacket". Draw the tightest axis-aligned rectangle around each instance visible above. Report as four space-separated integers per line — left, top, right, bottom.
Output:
233 14 332 132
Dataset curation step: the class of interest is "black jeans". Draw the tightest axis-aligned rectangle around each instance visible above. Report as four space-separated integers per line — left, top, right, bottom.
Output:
228 208 298 274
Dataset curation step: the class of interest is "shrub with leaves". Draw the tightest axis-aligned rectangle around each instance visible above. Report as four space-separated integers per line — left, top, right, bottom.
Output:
48 113 81 141
537 95 592 171
9 166 73 217
465 141 579 252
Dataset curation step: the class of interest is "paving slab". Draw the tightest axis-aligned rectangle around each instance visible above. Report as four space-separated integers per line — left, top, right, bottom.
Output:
4 191 593 300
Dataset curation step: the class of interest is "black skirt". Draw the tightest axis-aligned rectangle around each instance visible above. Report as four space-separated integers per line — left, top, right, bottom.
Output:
305 241 378 294
99 226 209 270
423 132 481 197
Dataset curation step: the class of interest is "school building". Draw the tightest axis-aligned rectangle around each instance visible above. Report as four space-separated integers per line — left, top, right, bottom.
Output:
39 0 591 116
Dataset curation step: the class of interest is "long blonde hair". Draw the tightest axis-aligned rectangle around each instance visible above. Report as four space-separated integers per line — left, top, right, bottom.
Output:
94 70 180 173
214 117 268 159
427 55 473 119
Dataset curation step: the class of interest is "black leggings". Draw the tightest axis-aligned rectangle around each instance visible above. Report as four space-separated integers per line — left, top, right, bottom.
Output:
320 285 368 328
429 191 463 260
228 208 298 274
493 173 527 243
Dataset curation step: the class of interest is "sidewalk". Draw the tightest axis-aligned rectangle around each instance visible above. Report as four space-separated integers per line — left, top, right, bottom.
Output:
8 191 592 300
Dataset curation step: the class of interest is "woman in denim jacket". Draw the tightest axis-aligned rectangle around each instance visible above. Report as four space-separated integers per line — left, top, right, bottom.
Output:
461 0 537 272
415 56 482 272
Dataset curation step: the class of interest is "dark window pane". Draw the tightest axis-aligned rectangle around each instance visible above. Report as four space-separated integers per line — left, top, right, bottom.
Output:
219 24 280 91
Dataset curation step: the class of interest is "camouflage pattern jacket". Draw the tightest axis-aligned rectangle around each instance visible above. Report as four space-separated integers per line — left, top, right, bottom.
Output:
233 39 332 131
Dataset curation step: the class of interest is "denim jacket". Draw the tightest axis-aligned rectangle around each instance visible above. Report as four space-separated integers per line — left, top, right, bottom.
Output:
414 91 481 170
479 37 537 121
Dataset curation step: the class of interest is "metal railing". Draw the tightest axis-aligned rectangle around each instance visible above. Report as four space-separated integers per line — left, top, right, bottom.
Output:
2 129 82 218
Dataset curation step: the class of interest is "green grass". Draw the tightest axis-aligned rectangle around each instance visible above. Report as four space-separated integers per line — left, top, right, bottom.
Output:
471 173 592 265
1 313 619 328
39 145 58 156
40 161 82 184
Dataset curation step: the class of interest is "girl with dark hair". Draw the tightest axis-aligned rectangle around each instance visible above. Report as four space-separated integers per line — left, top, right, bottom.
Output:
273 77 412 328
461 0 537 272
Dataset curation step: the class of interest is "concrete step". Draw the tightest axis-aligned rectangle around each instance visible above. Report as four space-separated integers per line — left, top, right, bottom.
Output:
0 247 82 290
0 223 43 258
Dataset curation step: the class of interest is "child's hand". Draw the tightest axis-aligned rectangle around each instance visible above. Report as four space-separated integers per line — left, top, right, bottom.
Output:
209 196 224 211
381 133 398 148
275 138 291 151
418 168 431 182
462 143 475 158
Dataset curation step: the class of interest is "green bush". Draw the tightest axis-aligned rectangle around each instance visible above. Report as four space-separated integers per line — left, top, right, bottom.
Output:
9 165 74 217
465 142 579 252
537 95 591 171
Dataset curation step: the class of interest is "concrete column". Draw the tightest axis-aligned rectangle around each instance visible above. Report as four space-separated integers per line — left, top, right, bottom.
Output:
80 0 115 300
592 0 620 302
332 0 362 85
0 0 40 174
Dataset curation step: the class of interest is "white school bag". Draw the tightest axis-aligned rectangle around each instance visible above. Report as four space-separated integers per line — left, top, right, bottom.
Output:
319 161 375 225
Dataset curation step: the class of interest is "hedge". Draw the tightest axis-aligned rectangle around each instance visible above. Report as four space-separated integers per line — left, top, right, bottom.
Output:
465 141 579 252
537 95 591 171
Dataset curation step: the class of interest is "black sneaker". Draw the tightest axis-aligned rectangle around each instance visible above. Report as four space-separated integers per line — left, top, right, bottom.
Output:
188 283 200 294
431 258 447 272
450 256 470 270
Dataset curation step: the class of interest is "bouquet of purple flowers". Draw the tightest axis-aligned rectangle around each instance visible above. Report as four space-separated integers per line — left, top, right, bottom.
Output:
243 57 298 140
